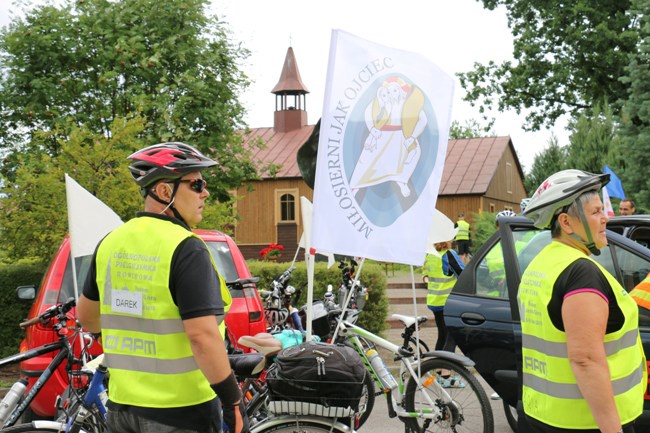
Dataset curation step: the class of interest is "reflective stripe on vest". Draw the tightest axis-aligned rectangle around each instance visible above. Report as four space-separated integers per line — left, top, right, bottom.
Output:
96 217 225 407
423 251 455 307
455 220 470 240
518 241 646 429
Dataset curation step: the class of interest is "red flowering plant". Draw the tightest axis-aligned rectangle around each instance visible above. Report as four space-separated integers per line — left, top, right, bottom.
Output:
259 243 284 261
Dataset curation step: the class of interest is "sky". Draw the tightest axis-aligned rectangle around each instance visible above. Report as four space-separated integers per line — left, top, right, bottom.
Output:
209 0 570 171
0 0 570 171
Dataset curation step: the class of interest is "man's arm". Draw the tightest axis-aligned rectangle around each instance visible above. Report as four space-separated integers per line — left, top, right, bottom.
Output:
77 294 101 334
182 315 232 384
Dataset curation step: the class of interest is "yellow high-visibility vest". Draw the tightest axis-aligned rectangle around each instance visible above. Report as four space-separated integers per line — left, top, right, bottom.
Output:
423 251 456 307
455 220 470 241
96 217 232 407
518 241 645 429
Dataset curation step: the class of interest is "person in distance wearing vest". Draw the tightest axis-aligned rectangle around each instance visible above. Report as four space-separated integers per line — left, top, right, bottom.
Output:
422 240 465 386
77 142 249 433
520 169 646 433
454 213 471 264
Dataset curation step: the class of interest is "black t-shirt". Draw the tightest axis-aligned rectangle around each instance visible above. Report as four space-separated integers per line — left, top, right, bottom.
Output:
82 213 224 430
547 258 625 333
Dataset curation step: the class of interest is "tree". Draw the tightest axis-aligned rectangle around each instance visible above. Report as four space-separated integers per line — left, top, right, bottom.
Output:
0 117 143 261
448 118 495 139
565 104 620 174
524 136 567 193
617 0 650 209
458 1 639 131
0 0 257 202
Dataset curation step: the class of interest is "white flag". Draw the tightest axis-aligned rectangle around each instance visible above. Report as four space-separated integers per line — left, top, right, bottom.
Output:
65 174 123 259
602 184 615 217
311 30 455 265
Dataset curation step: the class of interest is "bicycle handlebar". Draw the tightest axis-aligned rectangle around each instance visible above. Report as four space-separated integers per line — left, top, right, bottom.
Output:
226 277 260 291
19 297 76 329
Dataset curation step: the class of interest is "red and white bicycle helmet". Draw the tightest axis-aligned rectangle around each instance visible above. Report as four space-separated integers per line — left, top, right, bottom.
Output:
524 169 609 229
128 142 217 189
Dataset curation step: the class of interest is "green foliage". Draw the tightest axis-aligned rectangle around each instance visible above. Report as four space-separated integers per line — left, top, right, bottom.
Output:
0 263 45 357
0 0 257 202
566 104 620 173
0 0 259 261
459 1 639 131
524 136 568 194
617 0 650 210
246 260 389 336
470 212 499 253
525 106 621 195
0 118 144 262
448 119 495 139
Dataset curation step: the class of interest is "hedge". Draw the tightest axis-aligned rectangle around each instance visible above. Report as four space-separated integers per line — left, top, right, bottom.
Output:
0 264 45 357
246 260 389 336
0 259 390 357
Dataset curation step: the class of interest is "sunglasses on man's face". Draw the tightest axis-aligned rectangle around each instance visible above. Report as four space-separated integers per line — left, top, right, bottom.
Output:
177 178 207 193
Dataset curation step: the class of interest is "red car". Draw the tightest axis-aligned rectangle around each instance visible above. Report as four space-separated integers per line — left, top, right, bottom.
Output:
17 229 265 419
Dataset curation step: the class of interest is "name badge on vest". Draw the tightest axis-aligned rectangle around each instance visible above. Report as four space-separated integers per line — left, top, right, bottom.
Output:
111 290 143 316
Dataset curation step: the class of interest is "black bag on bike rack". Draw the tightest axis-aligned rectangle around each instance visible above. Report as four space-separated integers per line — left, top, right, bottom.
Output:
266 340 366 410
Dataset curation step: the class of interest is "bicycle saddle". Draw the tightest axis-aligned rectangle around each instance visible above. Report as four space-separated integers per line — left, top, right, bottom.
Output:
238 333 283 357
391 314 427 328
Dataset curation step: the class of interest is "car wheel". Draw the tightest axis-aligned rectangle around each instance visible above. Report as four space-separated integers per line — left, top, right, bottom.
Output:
503 400 517 432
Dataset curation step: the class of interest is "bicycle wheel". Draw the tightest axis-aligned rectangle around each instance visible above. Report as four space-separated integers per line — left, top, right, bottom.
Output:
0 422 65 432
403 358 494 433
251 416 351 433
503 401 517 432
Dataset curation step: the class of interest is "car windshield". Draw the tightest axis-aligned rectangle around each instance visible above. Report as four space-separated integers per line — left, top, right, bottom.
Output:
59 255 94 303
58 240 240 303
204 241 239 283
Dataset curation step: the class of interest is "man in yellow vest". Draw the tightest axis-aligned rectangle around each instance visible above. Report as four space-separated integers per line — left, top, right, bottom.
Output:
77 142 248 433
520 169 645 433
454 213 471 264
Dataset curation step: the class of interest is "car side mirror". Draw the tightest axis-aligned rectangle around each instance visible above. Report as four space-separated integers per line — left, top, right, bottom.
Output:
16 285 36 301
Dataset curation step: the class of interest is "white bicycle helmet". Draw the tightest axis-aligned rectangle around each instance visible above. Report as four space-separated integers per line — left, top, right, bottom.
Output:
524 169 610 254
520 198 531 214
496 209 517 222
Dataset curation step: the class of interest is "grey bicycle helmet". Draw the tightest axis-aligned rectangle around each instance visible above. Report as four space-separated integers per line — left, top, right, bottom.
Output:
524 170 609 229
128 142 217 189
524 169 610 255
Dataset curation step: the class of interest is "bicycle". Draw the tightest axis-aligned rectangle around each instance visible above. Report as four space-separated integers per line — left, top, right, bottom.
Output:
0 298 104 430
331 315 494 433
1 357 108 433
237 313 446 433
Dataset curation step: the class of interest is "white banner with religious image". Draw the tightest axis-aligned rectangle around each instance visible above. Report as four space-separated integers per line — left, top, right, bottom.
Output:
311 29 455 265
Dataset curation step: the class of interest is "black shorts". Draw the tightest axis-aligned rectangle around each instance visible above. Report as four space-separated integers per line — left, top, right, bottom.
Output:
456 240 471 255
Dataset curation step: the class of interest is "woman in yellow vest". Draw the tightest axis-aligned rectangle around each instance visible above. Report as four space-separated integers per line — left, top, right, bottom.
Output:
520 169 646 433
77 143 248 433
422 240 464 354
